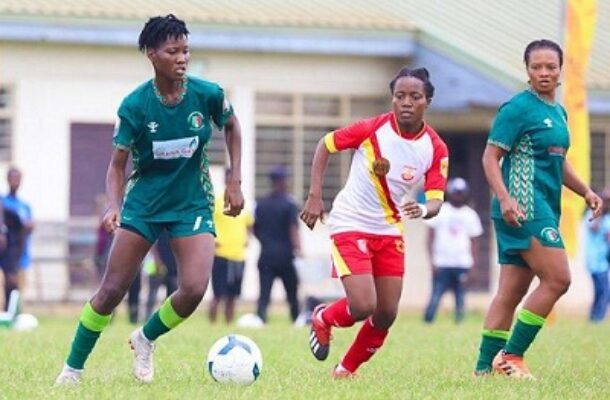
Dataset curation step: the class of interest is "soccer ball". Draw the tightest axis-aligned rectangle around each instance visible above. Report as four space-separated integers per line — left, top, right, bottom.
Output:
206 334 263 385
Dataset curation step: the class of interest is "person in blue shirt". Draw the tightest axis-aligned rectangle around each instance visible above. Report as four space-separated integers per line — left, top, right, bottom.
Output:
583 189 610 322
2 167 33 290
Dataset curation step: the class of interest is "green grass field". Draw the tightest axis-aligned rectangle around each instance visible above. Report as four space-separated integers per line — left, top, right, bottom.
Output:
1 310 609 399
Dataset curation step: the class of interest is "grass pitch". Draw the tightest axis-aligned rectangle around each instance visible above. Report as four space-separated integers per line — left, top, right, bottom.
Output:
1 310 609 399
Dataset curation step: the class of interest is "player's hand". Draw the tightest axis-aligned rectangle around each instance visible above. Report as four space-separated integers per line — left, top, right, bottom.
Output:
401 200 423 219
499 197 525 227
224 182 245 217
102 204 121 234
585 189 603 221
300 193 325 230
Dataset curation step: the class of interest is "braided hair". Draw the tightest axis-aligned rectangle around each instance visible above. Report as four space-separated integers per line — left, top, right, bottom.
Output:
523 39 563 67
389 67 435 99
138 14 189 52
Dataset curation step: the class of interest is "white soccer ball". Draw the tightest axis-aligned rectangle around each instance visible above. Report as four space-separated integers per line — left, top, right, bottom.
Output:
12 313 39 331
206 334 263 385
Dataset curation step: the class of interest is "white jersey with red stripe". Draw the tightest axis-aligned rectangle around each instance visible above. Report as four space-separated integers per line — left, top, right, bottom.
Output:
324 112 448 236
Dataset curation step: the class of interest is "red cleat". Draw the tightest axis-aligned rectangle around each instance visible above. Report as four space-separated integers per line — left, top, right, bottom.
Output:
309 304 332 361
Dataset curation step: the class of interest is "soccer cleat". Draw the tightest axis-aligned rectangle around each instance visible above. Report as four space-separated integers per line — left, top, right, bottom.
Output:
331 364 358 379
54 365 82 386
492 350 535 380
309 304 332 361
129 328 155 383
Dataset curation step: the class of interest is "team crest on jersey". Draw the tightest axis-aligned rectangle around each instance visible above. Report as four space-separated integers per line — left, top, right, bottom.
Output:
401 165 417 181
540 227 561 243
188 111 205 131
440 157 449 178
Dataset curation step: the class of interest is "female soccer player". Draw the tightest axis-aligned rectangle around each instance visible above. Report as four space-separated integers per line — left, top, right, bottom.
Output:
55 14 244 385
473 39 602 379
301 67 448 378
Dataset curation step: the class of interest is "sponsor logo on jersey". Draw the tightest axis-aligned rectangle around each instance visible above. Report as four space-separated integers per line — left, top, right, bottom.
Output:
540 227 561 243
188 111 205 131
152 136 199 159
543 118 553 128
440 157 449 178
401 165 417 181
147 121 159 134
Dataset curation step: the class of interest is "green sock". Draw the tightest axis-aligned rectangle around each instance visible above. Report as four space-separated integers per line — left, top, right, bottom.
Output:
504 309 545 356
66 302 112 370
142 297 185 341
474 329 509 372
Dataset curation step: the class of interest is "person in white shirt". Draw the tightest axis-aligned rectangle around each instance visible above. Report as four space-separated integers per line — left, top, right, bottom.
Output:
423 177 483 323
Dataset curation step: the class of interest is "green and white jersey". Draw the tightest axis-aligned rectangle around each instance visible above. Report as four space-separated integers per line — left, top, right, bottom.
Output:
488 90 570 221
113 75 233 222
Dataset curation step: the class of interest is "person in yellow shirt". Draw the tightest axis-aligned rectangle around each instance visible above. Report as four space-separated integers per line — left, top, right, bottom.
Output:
209 169 254 324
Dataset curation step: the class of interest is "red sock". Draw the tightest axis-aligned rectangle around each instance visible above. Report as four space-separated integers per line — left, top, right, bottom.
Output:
341 318 388 373
321 297 355 328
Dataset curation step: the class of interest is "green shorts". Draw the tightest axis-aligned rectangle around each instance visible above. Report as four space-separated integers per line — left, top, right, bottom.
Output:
120 209 215 244
493 217 564 268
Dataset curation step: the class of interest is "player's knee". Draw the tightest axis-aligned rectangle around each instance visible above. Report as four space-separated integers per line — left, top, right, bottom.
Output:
349 298 376 321
372 309 398 330
546 274 571 296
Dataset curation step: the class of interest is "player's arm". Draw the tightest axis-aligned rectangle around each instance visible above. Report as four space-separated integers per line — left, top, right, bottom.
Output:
300 137 330 230
223 115 245 217
563 160 602 220
104 148 129 233
482 144 525 227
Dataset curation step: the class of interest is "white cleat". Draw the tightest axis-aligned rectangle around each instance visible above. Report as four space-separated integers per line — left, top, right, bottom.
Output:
54 365 82 386
129 328 155 383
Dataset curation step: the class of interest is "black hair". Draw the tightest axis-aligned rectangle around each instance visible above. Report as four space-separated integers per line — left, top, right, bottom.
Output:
389 67 435 99
523 39 563 67
138 14 189 52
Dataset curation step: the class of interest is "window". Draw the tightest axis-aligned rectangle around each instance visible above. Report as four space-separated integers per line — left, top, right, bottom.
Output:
0 87 12 161
255 93 386 208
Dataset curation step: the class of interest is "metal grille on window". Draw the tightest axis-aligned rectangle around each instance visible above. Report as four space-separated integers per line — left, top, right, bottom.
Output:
0 87 11 161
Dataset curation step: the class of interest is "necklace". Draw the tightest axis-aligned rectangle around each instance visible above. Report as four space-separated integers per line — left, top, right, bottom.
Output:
527 87 557 107
153 77 188 106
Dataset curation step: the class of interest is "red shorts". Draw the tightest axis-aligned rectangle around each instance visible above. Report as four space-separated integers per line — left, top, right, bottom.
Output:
330 231 405 278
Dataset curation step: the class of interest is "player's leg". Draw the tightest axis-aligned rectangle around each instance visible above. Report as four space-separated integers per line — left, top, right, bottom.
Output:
473 263 533 375
493 237 569 378
423 268 450 323
336 276 401 377
56 228 151 385
309 232 375 361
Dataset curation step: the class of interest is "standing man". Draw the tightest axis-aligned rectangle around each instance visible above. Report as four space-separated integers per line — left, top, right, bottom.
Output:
423 177 483 323
254 166 301 323
3 167 34 291
209 169 253 324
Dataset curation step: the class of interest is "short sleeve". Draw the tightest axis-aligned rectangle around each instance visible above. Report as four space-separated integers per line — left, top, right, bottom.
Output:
487 101 524 151
324 117 379 153
113 101 138 151
209 86 234 130
424 137 449 201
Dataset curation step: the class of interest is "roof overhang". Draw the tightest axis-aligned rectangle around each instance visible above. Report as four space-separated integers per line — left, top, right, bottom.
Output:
0 19 416 57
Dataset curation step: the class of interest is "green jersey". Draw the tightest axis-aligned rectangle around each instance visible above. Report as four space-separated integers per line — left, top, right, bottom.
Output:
488 90 570 221
113 76 233 222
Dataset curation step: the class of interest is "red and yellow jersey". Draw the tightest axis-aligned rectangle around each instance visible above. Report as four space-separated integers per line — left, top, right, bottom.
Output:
324 112 448 236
